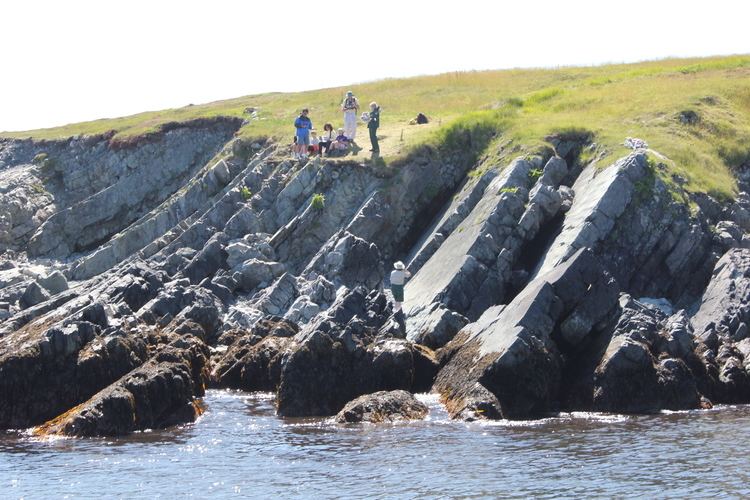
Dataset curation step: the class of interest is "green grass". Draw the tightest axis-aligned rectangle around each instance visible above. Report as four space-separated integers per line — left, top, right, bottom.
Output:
528 168 543 183
4 54 750 199
310 193 325 210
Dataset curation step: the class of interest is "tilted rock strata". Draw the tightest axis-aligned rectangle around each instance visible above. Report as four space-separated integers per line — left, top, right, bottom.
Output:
1 125 749 435
0 131 473 433
36 326 209 437
433 248 619 419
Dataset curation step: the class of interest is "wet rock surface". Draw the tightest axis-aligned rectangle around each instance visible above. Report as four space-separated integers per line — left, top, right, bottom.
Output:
0 321 148 429
1 129 749 435
36 327 209 437
433 248 619 420
275 287 439 417
210 318 299 392
335 390 428 423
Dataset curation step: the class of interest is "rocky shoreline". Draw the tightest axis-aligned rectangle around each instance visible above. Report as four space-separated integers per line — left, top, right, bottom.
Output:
1 125 749 436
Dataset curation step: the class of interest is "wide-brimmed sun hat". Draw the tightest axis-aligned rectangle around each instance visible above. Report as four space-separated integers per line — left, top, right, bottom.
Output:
394 261 405 270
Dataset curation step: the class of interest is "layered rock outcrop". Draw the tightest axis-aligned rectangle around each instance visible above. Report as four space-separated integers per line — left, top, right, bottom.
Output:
1 118 241 259
2 124 749 435
433 248 619 419
429 154 749 420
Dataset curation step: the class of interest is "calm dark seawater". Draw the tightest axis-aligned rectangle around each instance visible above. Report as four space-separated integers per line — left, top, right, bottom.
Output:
1 390 749 499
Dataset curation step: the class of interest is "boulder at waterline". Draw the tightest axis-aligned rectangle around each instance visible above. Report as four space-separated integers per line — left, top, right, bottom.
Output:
335 390 428 423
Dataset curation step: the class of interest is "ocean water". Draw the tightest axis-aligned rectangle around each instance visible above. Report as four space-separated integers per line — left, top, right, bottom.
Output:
2 390 749 499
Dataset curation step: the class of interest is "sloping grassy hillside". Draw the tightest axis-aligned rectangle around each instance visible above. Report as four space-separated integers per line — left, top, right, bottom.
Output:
3 54 750 199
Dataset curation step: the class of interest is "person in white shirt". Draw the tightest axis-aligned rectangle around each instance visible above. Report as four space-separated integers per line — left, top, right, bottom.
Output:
308 130 321 155
319 123 335 156
389 261 412 312
341 90 360 140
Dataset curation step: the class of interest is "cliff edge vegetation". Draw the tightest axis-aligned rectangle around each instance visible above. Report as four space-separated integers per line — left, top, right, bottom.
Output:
2 54 749 199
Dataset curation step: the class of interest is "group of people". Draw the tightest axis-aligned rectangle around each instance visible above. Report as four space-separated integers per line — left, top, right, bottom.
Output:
293 91 380 160
293 92 410 313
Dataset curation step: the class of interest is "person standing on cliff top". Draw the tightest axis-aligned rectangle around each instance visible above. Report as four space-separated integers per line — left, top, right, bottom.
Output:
366 101 380 154
293 108 312 160
390 261 411 313
341 91 359 140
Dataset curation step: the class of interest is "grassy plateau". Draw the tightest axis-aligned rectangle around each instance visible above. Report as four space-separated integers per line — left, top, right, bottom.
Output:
3 54 750 200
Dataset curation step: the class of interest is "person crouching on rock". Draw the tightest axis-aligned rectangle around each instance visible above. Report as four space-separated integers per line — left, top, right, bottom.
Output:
332 128 350 153
294 108 312 160
308 130 320 155
390 261 411 313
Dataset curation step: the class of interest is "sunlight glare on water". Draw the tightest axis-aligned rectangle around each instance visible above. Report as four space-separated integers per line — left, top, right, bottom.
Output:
1 390 750 498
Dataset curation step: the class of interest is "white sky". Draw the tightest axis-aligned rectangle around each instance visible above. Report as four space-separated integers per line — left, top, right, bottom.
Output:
2 0 749 132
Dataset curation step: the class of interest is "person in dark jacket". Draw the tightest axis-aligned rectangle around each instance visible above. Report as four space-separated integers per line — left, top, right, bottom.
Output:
367 101 380 153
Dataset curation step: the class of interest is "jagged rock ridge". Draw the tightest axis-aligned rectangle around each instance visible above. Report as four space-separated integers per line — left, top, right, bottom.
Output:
1 125 749 436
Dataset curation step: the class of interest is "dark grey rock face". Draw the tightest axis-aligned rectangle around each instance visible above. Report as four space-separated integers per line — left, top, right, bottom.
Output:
20 281 49 308
692 248 750 341
592 296 702 413
335 390 428 423
2 125 749 435
0 321 148 429
211 318 299 391
403 154 604 350
1 119 241 259
690 249 750 403
275 286 439 417
420 152 749 421
36 327 209 437
590 253 750 413
433 249 619 420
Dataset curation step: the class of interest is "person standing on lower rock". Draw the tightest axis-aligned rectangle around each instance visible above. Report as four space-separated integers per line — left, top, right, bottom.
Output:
367 101 380 154
341 90 359 140
390 261 411 313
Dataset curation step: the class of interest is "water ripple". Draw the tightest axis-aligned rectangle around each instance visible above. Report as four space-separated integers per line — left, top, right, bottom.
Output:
2 390 750 498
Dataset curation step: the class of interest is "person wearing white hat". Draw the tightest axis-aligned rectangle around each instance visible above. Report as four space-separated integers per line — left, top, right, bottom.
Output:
341 90 360 140
390 261 411 313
